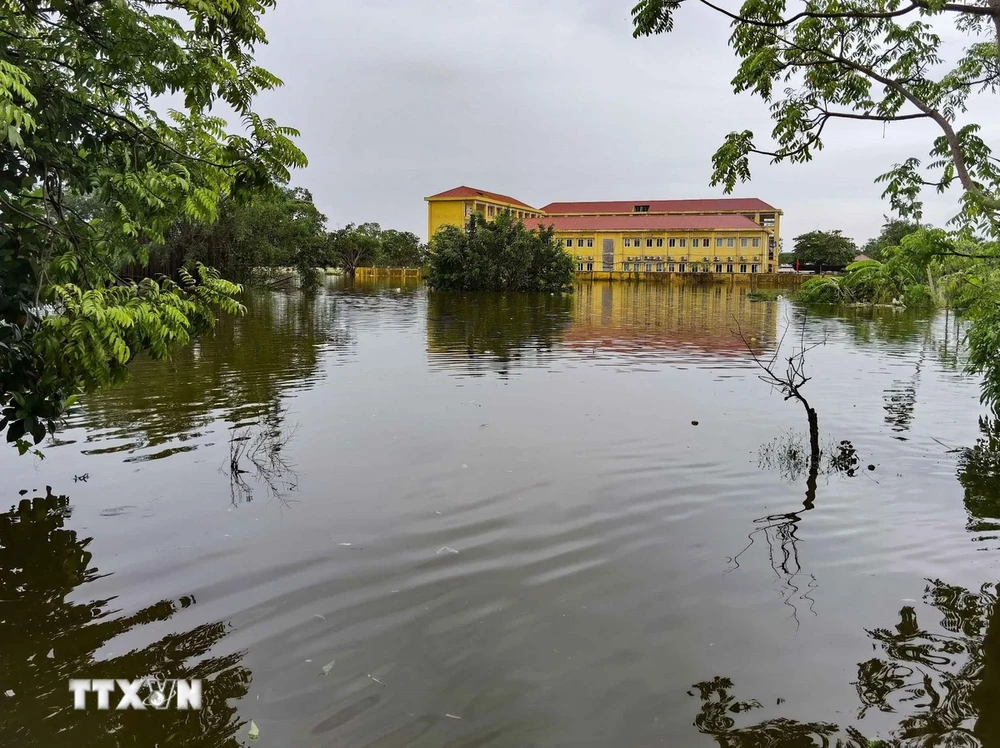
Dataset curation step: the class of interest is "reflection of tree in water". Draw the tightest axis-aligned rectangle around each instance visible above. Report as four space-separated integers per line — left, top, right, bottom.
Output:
690 579 1000 747
225 407 298 505
426 292 573 376
883 351 923 434
736 434 861 626
73 289 346 456
812 304 933 346
0 490 250 746
958 417 1000 541
689 676 851 746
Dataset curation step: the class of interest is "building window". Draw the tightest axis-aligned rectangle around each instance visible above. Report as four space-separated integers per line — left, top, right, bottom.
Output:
679 238 687 247
668 238 676 248
656 238 664 248
741 238 749 248
644 238 652 248
714 263 722 273
565 239 573 247
586 262 593 271
587 238 594 248
751 264 758 273
656 263 664 272
726 264 733 273
623 262 630 271
667 263 675 272
679 263 686 273
624 238 632 248
727 238 735 248
634 205 650 213
578 239 585 247
752 237 761 248
577 263 584 271
645 263 652 272
715 238 723 248
740 263 748 273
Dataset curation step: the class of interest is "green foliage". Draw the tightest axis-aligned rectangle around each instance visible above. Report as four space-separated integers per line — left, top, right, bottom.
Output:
1 0 306 449
863 218 923 261
326 223 426 274
373 228 428 268
426 212 576 292
164 186 330 287
902 283 934 309
631 1 1000 235
793 230 857 270
328 222 382 276
797 276 845 304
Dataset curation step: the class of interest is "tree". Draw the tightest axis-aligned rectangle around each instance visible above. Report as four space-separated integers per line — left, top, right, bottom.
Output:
863 217 923 261
426 212 576 292
375 229 427 268
1 1 306 450
329 223 382 276
631 1 1000 235
163 186 330 287
793 230 858 270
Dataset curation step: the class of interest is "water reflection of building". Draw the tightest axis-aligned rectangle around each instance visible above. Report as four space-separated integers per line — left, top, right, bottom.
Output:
567 282 777 358
425 283 778 374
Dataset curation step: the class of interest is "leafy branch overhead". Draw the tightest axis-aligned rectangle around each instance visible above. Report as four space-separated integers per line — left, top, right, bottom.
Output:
0 0 307 450
631 0 1000 234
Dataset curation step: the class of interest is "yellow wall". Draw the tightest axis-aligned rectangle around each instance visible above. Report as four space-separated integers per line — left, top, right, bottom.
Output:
545 208 783 262
426 195 781 273
427 197 544 240
555 229 773 274
427 200 468 240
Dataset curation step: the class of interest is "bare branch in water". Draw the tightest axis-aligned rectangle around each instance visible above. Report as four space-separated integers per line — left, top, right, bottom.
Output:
225 408 298 506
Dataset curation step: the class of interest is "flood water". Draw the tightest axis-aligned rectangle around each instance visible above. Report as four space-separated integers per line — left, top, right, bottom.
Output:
2 278 998 747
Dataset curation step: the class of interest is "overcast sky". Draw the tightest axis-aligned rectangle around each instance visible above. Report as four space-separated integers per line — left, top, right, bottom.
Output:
248 0 1000 246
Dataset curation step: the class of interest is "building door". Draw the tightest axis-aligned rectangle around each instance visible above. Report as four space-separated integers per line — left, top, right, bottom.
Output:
602 239 615 271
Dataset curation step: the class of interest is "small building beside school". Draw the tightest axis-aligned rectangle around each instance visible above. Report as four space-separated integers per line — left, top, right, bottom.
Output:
425 186 782 274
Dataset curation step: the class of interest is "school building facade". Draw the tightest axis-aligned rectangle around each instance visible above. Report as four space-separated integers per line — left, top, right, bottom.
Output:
425 186 782 274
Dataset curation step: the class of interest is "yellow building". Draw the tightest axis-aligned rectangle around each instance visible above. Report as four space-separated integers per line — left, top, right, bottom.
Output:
425 187 782 274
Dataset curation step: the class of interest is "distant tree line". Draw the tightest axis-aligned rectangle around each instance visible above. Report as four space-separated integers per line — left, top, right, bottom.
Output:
144 187 427 286
787 219 923 272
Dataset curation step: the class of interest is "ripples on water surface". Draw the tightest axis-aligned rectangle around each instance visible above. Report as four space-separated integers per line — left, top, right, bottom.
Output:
2 278 998 747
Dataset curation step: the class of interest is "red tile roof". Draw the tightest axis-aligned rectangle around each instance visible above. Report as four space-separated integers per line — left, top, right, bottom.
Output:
521 214 764 232
540 198 777 214
426 186 536 210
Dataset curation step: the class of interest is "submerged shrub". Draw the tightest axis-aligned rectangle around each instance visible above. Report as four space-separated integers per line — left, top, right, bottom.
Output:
902 283 934 309
427 212 576 292
797 277 844 303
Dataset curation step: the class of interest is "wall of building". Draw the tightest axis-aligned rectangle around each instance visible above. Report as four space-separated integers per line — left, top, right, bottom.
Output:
427 200 468 240
571 271 816 288
428 199 546 239
557 229 773 273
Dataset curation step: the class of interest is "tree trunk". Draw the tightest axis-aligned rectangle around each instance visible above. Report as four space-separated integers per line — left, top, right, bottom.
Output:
806 405 820 461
